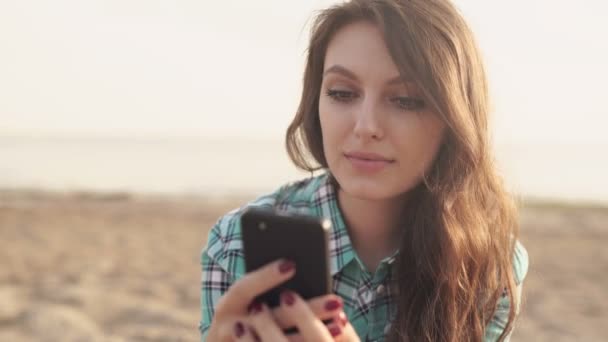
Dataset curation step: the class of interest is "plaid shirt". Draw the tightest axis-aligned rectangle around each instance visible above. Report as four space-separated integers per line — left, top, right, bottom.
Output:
200 172 528 341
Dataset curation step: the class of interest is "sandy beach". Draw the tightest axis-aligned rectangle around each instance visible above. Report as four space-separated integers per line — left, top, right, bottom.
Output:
0 190 606 341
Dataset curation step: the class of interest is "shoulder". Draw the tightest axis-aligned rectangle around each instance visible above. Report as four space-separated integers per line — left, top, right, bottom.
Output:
513 239 529 285
202 173 328 277
484 240 529 340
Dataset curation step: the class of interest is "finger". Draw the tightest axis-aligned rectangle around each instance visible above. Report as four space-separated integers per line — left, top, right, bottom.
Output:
283 320 342 342
248 302 288 342
232 320 257 342
333 312 360 342
279 290 333 341
216 316 243 341
283 325 343 342
272 294 343 329
246 325 265 342
219 259 296 314
286 334 306 342
337 322 360 342
286 312 355 342
325 321 344 339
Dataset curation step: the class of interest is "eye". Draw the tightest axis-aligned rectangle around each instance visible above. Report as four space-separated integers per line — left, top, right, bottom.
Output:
390 97 425 111
326 89 358 102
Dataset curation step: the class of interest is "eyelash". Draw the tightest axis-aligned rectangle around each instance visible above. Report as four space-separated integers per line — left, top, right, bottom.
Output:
326 90 358 102
325 89 425 111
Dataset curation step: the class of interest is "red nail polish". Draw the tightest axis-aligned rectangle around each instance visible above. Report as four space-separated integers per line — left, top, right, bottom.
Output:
279 260 295 273
325 299 342 311
329 325 342 337
249 301 262 314
234 321 245 337
281 291 295 306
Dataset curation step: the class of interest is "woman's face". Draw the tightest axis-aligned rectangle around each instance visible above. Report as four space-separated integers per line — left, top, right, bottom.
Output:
319 21 446 200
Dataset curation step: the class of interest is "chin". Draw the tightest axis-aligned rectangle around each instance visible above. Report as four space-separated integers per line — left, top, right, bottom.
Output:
334 172 399 201
331 160 423 201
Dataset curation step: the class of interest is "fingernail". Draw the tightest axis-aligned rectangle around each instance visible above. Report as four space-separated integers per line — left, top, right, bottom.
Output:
325 299 342 311
281 291 295 306
329 325 342 337
248 301 263 314
234 321 245 337
279 260 295 274
338 312 348 327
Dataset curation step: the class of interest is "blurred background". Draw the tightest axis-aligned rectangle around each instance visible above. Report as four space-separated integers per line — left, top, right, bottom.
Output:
0 0 606 341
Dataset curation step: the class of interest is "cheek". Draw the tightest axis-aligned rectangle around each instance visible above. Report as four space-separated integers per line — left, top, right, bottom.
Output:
392 115 445 169
319 102 349 152
318 101 335 161
424 117 447 153
421 123 445 170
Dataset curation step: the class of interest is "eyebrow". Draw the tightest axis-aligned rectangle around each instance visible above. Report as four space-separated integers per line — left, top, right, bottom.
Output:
322 64 408 85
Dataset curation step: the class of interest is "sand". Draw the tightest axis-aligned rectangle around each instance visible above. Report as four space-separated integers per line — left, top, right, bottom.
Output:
0 190 606 341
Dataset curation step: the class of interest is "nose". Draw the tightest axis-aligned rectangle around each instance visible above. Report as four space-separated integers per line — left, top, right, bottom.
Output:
353 98 384 141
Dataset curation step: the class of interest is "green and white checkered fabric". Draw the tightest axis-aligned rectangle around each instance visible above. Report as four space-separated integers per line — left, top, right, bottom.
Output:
199 172 528 341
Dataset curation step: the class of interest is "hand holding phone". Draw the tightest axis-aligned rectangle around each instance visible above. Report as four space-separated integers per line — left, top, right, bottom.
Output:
240 207 332 307
204 208 356 341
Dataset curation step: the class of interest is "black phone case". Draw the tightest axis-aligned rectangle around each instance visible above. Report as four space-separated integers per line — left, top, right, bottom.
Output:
240 207 332 307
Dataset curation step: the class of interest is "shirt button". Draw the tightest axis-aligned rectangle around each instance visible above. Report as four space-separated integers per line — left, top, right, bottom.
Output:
376 284 385 294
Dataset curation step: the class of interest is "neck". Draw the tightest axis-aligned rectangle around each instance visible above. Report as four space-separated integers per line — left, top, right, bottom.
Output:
337 188 408 272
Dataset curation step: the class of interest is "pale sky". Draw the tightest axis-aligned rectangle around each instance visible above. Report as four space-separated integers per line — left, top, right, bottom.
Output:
1 0 607 143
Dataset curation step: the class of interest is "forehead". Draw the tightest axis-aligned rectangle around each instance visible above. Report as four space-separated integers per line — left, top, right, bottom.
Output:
323 21 402 82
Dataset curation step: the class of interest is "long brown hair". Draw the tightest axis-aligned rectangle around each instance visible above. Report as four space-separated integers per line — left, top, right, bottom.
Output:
285 0 520 341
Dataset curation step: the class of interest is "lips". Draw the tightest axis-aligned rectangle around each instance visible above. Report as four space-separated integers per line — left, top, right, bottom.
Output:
344 151 395 173
344 151 395 162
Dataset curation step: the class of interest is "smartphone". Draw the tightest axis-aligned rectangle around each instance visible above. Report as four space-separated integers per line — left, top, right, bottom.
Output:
240 207 332 308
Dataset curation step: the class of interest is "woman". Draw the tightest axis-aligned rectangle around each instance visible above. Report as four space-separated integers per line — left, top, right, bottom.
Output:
200 0 528 341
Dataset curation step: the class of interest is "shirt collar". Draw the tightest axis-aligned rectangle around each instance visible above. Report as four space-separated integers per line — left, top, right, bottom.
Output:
310 172 400 277
310 172 356 276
